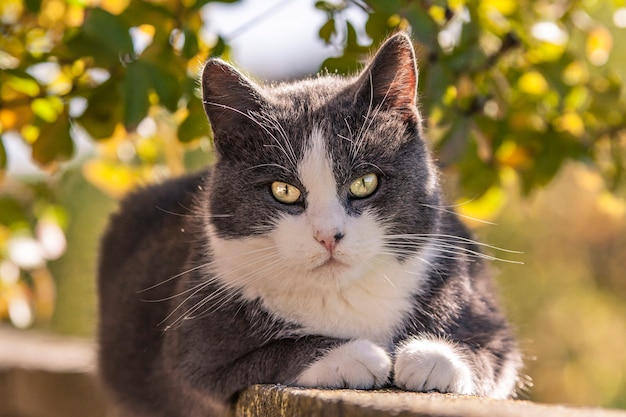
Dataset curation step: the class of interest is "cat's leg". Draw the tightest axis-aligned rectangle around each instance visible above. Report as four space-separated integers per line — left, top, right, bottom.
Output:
295 339 392 389
393 335 521 398
168 335 391 406
393 335 475 395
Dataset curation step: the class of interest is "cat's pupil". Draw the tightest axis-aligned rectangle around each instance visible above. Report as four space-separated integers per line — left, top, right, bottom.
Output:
350 173 378 198
271 181 301 204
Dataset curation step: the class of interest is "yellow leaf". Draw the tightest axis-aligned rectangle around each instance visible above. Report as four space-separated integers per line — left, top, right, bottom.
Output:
555 112 585 137
456 186 507 226
65 4 85 27
31 96 64 123
136 136 161 163
0 0 23 24
562 61 589 86
587 27 612 66
20 125 40 143
597 192 626 220
39 0 66 26
518 71 549 96
0 106 33 131
496 140 531 169
481 0 517 16
97 0 130 15
82 160 140 198
5 76 40 97
428 5 446 24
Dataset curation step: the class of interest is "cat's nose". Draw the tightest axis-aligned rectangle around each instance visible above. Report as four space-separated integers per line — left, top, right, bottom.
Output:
315 231 345 253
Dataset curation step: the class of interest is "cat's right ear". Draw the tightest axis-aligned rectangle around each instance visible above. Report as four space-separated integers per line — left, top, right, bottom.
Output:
201 59 264 138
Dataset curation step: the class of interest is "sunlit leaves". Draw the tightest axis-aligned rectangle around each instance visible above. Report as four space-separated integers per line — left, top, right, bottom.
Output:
122 62 151 129
0 192 68 329
0 140 6 171
321 0 626 199
586 26 612 66
75 8 135 64
0 0 228 183
32 109 73 164
178 95 211 143
77 79 121 139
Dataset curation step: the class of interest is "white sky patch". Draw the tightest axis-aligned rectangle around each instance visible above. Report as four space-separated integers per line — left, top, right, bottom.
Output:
203 0 367 80
26 62 61 85
531 21 569 45
613 8 626 28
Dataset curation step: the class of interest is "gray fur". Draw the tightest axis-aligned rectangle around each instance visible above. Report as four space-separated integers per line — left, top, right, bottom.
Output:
98 34 522 417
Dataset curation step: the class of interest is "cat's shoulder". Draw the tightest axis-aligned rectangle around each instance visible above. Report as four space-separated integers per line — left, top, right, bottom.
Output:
100 170 208 258
113 170 207 222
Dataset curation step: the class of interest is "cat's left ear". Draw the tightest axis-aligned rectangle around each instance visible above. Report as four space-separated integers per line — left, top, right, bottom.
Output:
201 59 265 138
355 33 419 124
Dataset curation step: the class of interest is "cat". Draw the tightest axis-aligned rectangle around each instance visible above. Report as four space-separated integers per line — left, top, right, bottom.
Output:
97 33 523 417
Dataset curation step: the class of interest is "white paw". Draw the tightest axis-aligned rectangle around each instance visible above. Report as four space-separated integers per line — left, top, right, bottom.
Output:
296 340 392 389
394 337 475 395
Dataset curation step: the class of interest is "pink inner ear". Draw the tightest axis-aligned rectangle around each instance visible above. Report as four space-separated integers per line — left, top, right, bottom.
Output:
385 58 417 111
357 34 419 122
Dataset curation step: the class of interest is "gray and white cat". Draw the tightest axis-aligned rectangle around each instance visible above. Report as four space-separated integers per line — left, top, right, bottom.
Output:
98 33 522 417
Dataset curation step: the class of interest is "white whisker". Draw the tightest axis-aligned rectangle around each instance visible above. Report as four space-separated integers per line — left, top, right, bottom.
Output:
420 204 497 226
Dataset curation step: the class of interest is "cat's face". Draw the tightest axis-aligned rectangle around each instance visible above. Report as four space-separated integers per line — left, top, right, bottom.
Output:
200 35 442 336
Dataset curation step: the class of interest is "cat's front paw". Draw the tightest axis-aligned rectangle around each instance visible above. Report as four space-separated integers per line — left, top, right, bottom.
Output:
394 337 475 395
296 340 391 389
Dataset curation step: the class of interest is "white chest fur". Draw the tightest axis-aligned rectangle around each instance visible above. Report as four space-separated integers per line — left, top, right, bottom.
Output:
207 128 436 345
209 230 437 345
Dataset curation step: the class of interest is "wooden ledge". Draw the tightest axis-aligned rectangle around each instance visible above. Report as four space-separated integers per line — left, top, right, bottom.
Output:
2 328 626 417
232 385 626 417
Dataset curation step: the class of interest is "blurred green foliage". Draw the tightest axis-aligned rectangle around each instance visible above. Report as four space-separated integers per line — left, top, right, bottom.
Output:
319 0 626 198
482 163 626 409
0 0 625 410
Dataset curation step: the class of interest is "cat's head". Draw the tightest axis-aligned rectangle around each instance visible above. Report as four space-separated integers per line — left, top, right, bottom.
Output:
200 33 441 297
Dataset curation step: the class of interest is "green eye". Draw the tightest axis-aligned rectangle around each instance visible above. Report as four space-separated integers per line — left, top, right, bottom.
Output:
271 181 301 204
349 173 378 198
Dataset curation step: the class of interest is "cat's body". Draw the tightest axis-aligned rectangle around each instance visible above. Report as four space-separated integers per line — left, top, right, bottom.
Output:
98 34 522 417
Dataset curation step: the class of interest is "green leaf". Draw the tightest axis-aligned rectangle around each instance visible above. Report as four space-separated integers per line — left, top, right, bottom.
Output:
140 40 185 112
364 11 395 44
457 140 499 197
182 27 199 59
405 6 439 50
0 197 27 226
422 62 454 113
0 136 7 171
122 1 174 28
24 0 41 13
210 36 227 57
367 0 402 14
5 70 41 97
178 95 210 143
315 1 344 13
148 64 181 112
78 79 122 139
437 116 472 166
32 96 64 123
319 18 336 44
121 62 151 130
82 8 134 60
193 0 238 10
32 111 74 165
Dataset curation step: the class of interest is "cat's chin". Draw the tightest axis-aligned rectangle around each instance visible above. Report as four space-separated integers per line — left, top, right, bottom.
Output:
311 257 349 272
307 257 369 288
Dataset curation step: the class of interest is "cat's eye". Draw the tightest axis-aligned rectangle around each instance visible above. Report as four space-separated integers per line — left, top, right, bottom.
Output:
271 181 302 204
349 173 378 198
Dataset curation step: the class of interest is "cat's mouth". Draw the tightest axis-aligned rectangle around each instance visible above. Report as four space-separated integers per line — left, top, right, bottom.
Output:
313 256 349 272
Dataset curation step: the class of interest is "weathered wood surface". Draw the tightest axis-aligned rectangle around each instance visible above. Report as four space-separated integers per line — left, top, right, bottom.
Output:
232 384 626 417
2 327 626 417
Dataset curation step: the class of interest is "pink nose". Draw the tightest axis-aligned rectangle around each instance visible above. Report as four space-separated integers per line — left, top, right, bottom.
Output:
314 231 345 253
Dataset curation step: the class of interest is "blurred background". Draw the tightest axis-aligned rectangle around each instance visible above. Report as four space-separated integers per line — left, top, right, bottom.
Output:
0 0 625 410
